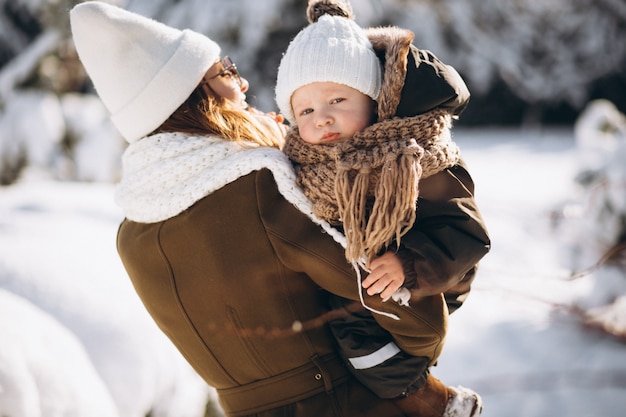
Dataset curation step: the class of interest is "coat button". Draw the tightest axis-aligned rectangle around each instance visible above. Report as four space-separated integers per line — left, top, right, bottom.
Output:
314 373 322 381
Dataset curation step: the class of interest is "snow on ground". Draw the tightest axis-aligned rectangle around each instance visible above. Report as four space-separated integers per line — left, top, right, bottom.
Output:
0 128 625 416
434 128 626 417
0 288 119 416
0 179 216 416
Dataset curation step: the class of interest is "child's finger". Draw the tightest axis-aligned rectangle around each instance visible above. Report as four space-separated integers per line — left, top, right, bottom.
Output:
365 275 392 296
380 282 401 300
361 272 378 288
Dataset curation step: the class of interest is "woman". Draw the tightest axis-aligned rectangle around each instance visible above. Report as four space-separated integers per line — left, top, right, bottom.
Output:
70 2 481 416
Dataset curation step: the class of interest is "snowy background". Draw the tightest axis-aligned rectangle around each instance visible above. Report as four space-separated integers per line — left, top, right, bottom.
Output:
1 0 626 416
2 104 626 417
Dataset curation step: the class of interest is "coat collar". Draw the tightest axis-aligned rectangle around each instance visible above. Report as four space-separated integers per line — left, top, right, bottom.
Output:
114 131 347 245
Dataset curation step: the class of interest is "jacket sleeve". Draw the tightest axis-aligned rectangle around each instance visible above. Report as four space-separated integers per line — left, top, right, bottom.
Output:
256 169 448 363
392 160 491 301
396 46 471 118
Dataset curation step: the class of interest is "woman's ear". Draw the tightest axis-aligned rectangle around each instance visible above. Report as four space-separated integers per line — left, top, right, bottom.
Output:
199 78 212 98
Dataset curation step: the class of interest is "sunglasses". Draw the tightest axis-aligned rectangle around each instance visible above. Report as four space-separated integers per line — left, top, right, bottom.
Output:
208 56 241 85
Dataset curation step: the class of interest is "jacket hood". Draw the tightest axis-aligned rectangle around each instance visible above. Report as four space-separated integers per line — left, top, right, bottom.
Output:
365 26 470 121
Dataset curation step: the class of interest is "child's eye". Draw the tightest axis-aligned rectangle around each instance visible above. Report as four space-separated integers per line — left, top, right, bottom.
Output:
299 108 313 116
331 98 345 104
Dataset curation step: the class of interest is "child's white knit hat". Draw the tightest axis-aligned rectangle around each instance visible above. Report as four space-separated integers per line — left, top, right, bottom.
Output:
275 3 382 125
70 1 221 143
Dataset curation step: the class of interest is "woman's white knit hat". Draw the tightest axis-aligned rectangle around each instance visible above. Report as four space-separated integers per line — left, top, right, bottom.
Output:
69 1 221 143
275 7 382 125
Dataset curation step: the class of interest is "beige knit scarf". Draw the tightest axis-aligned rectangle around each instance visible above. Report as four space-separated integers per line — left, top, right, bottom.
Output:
283 108 460 264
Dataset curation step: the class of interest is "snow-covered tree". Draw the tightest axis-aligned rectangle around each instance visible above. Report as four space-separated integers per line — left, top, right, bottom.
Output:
554 99 626 342
1 0 625 184
572 99 626 263
389 0 626 125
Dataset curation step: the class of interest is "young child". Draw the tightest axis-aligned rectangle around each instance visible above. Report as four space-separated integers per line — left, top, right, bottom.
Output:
276 1 490 416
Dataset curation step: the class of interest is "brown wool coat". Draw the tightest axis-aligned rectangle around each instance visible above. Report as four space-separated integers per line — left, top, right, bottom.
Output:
117 157 488 415
118 165 454 416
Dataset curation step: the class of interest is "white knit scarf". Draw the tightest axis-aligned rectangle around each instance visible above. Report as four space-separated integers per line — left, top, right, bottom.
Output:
115 132 339 237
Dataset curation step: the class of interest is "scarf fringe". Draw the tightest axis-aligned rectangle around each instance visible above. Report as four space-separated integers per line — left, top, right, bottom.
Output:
336 160 372 262
364 148 421 261
336 143 423 263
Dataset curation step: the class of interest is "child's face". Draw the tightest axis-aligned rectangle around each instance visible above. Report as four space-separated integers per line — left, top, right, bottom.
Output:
291 82 375 145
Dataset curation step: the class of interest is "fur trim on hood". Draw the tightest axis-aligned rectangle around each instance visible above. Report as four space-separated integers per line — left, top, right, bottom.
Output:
366 26 414 121
366 26 470 121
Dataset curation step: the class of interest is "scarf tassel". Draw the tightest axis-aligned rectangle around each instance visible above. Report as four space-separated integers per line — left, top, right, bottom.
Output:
336 163 371 263
338 155 420 321
364 151 421 261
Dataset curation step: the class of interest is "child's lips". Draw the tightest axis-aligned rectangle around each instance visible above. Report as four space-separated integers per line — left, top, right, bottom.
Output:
321 132 340 142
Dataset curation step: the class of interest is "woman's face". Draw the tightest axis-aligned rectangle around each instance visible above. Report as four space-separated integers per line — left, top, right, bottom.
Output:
204 56 249 110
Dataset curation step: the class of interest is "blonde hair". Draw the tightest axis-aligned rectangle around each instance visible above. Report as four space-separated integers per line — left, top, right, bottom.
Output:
154 84 284 149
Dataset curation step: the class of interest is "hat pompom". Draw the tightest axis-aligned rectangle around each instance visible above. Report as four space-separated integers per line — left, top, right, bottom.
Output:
306 0 354 23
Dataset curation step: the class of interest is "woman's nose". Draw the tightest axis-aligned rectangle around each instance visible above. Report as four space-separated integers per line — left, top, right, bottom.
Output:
239 77 249 93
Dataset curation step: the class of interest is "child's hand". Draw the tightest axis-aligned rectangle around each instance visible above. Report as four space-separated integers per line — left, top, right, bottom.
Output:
266 112 288 137
362 252 406 300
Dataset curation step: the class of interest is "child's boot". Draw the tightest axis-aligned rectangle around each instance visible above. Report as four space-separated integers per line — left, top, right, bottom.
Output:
393 374 483 417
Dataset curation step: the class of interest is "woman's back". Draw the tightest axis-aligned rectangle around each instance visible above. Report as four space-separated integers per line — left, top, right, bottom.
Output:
117 168 407 416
